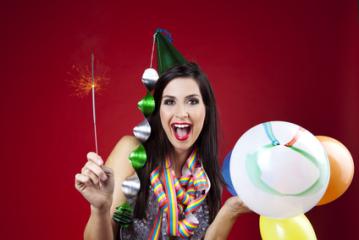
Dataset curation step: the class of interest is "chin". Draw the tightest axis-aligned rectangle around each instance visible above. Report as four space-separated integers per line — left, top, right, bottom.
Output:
171 140 194 153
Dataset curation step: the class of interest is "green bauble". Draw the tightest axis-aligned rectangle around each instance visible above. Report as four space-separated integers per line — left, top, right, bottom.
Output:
137 91 155 117
129 144 147 169
113 202 134 227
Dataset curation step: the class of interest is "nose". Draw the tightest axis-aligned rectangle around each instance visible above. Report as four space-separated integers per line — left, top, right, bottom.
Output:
174 103 189 119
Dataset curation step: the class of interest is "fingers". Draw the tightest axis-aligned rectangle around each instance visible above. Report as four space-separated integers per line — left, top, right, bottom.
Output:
101 166 114 188
83 161 108 181
75 173 90 190
102 166 113 177
75 173 90 184
75 152 110 192
235 197 251 213
81 165 101 185
87 152 104 165
236 197 245 206
78 152 107 184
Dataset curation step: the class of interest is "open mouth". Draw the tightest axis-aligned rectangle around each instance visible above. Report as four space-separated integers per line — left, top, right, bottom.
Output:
171 122 192 141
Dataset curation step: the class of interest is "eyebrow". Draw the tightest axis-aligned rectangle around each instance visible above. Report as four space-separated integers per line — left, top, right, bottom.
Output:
162 94 201 99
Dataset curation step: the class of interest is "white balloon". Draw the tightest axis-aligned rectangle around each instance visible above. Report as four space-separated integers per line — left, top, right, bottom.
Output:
230 121 330 218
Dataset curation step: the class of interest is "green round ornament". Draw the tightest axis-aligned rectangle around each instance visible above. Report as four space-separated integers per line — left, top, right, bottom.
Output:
137 91 155 117
113 202 134 227
129 144 147 169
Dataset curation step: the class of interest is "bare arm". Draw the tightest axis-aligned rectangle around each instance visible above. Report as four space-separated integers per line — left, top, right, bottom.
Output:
204 197 250 240
84 206 114 240
76 136 139 240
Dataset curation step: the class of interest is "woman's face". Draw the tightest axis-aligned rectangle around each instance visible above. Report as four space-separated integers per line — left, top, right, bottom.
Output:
160 77 206 153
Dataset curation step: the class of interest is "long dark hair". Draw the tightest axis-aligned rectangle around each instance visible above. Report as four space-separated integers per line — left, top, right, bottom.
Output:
134 62 223 222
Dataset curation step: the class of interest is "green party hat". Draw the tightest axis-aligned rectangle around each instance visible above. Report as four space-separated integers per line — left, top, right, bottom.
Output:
155 29 187 75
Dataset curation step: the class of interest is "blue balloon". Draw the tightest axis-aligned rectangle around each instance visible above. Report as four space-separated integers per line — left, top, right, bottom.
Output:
222 151 237 196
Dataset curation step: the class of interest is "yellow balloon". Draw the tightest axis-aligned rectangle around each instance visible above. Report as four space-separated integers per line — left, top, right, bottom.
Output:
260 214 317 240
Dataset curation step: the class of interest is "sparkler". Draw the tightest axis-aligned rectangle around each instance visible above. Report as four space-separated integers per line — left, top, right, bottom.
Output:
68 52 109 154
90 52 98 154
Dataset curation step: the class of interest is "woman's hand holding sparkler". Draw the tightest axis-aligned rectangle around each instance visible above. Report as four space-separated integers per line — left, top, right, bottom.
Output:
75 152 114 212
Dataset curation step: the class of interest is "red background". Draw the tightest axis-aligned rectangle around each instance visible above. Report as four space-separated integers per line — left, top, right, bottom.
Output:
2 0 358 239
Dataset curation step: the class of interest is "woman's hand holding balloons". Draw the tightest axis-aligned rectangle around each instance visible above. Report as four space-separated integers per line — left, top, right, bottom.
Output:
223 196 251 218
205 196 251 239
75 152 114 212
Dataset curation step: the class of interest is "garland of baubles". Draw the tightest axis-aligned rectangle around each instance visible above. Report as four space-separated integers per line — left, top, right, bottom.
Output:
112 67 159 227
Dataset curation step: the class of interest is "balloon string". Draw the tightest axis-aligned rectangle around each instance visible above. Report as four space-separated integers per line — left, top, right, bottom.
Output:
263 123 304 147
91 51 99 154
150 33 156 68
263 122 280 146
285 128 305 147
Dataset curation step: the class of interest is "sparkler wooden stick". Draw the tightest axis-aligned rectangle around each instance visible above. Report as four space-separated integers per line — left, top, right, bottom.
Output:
91 51 99 154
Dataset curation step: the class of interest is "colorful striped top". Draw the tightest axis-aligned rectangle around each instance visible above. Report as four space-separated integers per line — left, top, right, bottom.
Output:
117 186 210 240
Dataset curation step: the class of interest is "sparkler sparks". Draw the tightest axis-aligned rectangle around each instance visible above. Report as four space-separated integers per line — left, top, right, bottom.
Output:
68 60 109 97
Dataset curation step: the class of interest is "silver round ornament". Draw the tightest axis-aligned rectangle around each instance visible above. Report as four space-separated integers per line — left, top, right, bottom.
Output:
142 68 159 90
121 174 141 202
133 118 151 142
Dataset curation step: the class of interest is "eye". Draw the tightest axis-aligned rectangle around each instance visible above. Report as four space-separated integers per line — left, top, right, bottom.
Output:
163 99 175 105
188 98 199 105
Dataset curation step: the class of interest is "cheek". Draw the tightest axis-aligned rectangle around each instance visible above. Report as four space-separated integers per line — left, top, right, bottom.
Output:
160 108 170 129
193 106 206 129
159 110 165 127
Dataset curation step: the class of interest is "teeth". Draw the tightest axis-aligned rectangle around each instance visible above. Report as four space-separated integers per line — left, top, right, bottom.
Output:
174 124 191 128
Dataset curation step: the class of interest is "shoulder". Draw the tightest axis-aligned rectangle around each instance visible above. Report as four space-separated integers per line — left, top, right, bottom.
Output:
114 135 141 150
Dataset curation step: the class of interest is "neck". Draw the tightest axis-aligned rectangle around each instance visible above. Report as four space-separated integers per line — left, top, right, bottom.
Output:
170 148 192 176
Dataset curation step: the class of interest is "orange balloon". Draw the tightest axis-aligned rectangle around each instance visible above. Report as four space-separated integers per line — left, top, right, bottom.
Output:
316 136 354 205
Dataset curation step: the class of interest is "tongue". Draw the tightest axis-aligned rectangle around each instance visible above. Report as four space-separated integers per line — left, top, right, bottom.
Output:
176 128 188 138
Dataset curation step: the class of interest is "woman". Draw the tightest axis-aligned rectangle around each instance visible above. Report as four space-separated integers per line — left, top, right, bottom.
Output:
75 62 249 240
